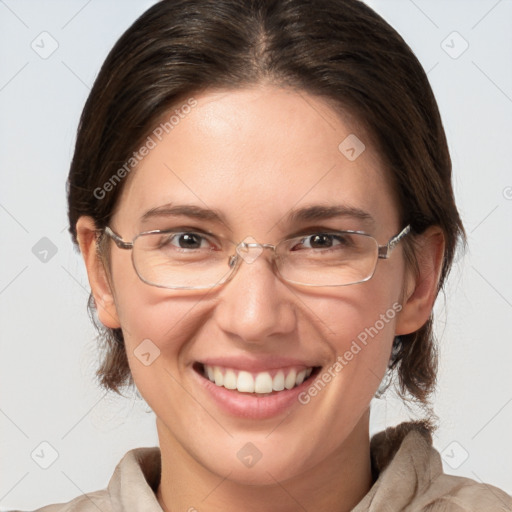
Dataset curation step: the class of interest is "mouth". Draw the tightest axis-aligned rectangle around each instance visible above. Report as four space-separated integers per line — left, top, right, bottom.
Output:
191 357 323 419
193 362 321 397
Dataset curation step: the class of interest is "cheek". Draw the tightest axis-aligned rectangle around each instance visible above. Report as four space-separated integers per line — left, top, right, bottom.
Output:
117 288 207 355
307 273 403 391
312 273 402 347
109 249 198 344
108 254 203 377
116 291 210 417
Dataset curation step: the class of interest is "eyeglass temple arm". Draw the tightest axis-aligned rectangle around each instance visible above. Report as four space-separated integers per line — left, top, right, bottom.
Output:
104 226 133 250
377 225 411 259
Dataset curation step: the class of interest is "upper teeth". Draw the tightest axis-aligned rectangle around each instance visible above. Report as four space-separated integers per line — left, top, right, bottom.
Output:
204 365 313 394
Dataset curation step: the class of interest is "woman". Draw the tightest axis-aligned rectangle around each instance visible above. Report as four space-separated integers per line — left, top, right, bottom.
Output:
26 0 511 510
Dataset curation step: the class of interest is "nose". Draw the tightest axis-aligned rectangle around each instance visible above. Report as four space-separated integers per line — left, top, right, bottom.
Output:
213 245 297 345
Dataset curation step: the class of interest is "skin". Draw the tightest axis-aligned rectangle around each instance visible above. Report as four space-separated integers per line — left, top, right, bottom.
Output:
77 86 444 512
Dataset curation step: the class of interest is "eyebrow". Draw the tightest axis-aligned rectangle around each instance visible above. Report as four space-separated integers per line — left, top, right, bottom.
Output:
140 203 374 229
284 204 374 227
140 204 227 224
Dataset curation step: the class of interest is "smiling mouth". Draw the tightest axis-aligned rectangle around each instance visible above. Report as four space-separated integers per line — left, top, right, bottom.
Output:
194 363 320 396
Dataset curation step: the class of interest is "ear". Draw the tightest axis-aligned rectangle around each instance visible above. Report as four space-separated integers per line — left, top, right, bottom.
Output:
76 216 121 329
395 226 445 335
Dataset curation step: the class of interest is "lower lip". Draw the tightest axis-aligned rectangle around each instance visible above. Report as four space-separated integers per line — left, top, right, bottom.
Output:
192 367 319 420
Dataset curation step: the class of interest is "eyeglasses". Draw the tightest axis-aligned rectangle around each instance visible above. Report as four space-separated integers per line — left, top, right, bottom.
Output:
102 224 411 290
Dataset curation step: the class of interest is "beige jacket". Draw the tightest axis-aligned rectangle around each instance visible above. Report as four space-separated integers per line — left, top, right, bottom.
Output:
23 422 512 512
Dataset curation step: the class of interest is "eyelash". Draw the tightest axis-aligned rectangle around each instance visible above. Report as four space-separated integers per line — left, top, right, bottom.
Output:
155 228 358 250
154 224 364 237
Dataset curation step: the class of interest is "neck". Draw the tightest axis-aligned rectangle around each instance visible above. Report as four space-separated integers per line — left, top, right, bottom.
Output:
156 410 373 512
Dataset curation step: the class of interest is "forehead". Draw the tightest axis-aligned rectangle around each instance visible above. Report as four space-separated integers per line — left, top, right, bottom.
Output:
114 86 399 236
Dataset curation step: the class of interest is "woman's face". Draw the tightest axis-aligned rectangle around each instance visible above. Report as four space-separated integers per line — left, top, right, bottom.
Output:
95 86 414 483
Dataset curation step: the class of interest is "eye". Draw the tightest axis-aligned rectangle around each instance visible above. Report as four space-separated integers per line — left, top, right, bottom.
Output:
294 233 352 250
159 232 214 250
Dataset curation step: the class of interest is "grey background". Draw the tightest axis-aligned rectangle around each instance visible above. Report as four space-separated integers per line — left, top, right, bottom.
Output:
1 0 511 509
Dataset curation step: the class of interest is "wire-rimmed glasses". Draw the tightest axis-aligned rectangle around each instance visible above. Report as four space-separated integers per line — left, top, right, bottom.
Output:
102 225 411 290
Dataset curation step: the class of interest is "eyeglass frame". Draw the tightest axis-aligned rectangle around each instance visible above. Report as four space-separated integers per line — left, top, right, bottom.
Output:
101 224 411 290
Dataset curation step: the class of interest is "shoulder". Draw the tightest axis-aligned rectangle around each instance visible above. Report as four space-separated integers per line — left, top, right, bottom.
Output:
18 490 110 512
13 447 161 512
422 472 512 511
360 421 512 512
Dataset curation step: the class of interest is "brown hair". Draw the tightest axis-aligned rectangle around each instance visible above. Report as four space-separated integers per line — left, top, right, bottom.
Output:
67 0 465 418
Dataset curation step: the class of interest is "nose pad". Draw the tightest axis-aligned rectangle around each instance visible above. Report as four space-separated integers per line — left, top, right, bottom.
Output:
236 236 264 264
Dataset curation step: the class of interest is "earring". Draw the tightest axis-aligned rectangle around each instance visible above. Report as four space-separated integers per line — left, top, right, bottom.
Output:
133 388 154 413
374 336 402 399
